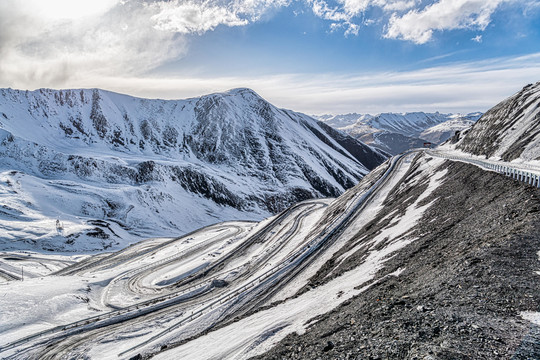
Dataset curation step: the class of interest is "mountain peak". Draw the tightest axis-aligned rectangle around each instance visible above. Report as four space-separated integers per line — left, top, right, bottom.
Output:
225 87 258 95
0 86 387 251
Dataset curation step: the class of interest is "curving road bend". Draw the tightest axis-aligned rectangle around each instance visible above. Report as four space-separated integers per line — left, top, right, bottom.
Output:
1 151 422 360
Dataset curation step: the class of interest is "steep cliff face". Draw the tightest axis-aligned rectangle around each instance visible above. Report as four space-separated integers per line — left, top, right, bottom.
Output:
0 87 386 251
454 81 540 161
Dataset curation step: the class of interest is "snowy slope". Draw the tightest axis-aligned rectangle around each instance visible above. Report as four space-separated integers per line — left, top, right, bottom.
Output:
0 88 386 252
316 111 481 155
449 81 540 162
4 149 540 359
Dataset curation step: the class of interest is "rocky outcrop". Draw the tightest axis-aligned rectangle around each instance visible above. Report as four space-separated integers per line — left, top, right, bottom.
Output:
253 157 540 360
455 81 540 161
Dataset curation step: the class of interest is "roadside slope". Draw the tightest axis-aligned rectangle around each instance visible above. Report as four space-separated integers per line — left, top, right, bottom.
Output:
452 81 540 162
253 155 540 359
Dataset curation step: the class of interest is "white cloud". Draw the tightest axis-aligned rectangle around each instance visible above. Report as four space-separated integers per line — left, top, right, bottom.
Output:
308 0 349 21
340 0 417 14
472 34 483 42
308 0 525 42
150 0 289 34
0 0 289 89
376 0 418 12
150 2 248 34
384 0 507 44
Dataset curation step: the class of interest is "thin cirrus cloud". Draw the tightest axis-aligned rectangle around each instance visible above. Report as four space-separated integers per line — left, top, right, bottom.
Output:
86 52 540 115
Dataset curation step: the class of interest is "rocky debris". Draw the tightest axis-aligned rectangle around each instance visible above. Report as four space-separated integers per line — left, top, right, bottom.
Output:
252 156 540 359
455 81 540 161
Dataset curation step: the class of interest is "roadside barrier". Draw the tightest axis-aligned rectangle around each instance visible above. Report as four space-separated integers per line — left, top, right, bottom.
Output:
427 150 540 188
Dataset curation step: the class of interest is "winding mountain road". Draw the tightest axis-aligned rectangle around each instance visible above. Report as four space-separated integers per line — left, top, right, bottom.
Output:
1 150 421 359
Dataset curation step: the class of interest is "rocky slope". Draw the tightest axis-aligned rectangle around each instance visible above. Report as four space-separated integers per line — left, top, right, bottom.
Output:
450 81 540 162
317 112 481 155
0 88 386 252
253 154 540 360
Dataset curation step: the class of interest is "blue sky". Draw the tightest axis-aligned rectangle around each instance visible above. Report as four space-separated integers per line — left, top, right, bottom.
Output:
171 1 539 76
1 0 539 114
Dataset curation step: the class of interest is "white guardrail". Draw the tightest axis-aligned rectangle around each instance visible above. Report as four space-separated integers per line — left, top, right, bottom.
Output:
427 150 540 188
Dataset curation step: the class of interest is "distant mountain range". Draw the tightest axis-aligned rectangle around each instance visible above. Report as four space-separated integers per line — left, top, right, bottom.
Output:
315 112 482 155
0 87 386 252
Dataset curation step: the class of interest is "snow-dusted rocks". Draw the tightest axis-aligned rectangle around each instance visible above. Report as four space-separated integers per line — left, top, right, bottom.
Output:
0 87 386 251
451 81 540 162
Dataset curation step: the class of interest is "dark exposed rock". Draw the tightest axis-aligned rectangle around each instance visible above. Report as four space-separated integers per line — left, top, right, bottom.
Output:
457 81 540 161
90 89 108 139
252 157 540 360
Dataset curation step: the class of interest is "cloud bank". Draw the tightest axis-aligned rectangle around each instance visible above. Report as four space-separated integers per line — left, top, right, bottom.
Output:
66 53 540 115
0 0 289 88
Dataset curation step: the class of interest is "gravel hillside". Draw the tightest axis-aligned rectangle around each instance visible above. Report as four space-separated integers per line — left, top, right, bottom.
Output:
253 154 540 359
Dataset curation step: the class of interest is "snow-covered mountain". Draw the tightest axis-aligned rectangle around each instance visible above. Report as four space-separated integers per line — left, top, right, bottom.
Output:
447 81 540 162
419 115 478 144
0 88 386 252
316 112 481 155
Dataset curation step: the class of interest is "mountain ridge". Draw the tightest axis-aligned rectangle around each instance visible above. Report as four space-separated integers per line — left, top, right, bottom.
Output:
315 111 481 155
447 81 540 162
0 87 386 252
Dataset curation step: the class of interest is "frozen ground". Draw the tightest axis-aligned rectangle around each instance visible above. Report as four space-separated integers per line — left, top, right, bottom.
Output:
0 151 417 359
2 149 540 359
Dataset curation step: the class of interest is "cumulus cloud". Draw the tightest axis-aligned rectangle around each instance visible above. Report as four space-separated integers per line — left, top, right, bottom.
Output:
150 0 289 34
307 0 517 42
384 0 507 44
